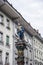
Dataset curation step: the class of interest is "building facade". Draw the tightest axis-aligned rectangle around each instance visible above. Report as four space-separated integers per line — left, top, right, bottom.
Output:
24 31 33 65
33 36 43 65
0 0 43 65
0 11 13 65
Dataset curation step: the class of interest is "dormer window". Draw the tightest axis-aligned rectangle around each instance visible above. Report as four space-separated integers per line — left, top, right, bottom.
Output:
6 19 10 30
0 14 4 25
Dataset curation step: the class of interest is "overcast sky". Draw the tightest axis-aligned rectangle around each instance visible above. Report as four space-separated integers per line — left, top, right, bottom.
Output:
8 0 43 37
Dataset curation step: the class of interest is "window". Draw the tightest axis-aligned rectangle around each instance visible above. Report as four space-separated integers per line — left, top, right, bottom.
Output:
6 36 9 46
0 32 3 43
35 62 37 64
30 50 31 52
5 53 9 64
26 61 28 64
37 50 38 55
0 51 2 62
30 63 32 65
0 14 4 25
6 19 10 29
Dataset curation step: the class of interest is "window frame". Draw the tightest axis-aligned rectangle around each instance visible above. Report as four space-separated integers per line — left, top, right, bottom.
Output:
6 35 9 46
0 32 3 44
6 19 10 30
0 14 4 25
5 52 9 64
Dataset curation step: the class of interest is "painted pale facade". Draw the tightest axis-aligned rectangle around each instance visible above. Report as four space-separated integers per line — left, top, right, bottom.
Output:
24 32 33 65
0 11 13 65
0 1 43 65
33 36 43 65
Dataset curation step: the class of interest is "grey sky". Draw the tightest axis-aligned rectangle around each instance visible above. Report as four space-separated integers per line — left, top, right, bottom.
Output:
8 0 43 37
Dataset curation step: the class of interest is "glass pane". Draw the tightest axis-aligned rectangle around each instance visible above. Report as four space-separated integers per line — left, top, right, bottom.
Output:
6 36 9 45
0 16 3 23
6 19 10 27
0 33 3 42
6 53 9 63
